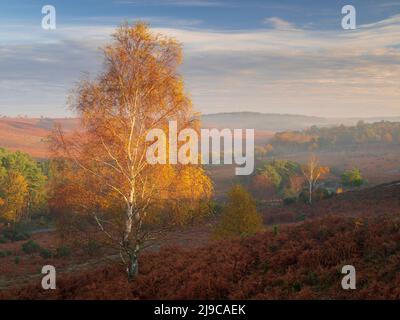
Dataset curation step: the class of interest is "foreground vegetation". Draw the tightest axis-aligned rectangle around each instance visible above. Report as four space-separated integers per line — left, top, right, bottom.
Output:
3 212 400 299
1 182 400 299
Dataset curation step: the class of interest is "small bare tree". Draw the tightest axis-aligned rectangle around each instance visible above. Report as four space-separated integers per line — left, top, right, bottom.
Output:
301 154 329 204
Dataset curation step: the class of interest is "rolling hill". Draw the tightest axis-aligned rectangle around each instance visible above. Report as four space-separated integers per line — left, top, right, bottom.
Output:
0 117 78 158
1 113 400 158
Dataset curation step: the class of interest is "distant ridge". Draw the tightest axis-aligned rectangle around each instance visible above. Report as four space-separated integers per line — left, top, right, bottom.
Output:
0 117 78 158
202 112 328 131
202 112 400 131
1 113 400 158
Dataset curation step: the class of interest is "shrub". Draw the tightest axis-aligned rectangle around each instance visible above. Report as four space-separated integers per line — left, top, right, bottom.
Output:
273 225 279 236
14 256 20 264
1 229 30 242
13 231 30 242
21 240 41 254
295 213 306 222
0 235 7 244
56 246 71 258
292 281 302 293
0 250 12 258
342 168 364 187
284 196 297 205
86 239 100 256
40 248 53 259
213 184 264 239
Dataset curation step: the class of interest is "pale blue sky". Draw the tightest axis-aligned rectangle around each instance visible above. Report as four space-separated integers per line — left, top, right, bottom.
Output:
1 0 400 117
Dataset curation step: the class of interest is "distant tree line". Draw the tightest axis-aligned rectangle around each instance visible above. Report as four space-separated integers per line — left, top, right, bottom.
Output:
259 121 400 155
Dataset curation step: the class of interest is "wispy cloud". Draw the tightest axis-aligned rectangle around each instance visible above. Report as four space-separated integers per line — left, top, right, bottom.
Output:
263 17 297 30
1 13 400 117
68 15 203 27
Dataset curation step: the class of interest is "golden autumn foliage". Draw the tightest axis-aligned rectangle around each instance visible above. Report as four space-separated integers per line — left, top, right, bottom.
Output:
214 184 264 240
51 22 213 278
0 171 29 223
0 148 47 224
147 165 214 226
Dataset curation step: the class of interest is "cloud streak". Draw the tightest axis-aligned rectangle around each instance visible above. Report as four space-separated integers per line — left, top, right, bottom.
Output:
1 14 400 117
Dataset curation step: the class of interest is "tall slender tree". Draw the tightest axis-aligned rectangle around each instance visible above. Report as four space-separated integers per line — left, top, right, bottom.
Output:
51 22 212 278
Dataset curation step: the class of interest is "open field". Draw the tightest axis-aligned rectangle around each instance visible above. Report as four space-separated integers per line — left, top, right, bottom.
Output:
2 182 400 299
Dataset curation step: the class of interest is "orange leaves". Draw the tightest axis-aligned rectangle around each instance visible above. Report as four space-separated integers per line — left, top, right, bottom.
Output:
302 155 329 180
274 131 314 144
301 154 330 204
0 171 29 223
319 166 330 176
173 166 213 201
50 23 214 273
